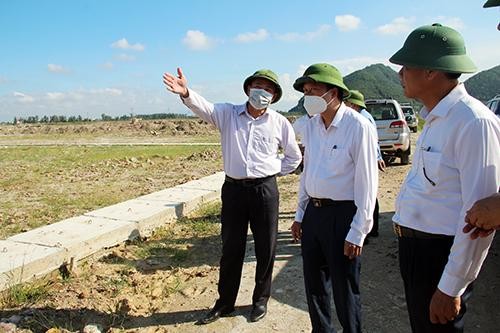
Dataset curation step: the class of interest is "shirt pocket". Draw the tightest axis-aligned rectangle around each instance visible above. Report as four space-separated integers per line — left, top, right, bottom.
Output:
254 136 278 155
421 151 441 188
328 147 352 175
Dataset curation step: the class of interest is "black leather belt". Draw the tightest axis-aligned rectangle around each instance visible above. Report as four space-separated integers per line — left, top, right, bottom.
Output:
224 175 275 187
393 223 452 240
309 198 353 208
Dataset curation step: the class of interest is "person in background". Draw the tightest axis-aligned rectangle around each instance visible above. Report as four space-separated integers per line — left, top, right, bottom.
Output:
462 0 500 239
483 0 500 30
290 63 378 333
163 67 302 324
389 23 500 332
345 89 385 239
290 97 310 174
463 192 500 238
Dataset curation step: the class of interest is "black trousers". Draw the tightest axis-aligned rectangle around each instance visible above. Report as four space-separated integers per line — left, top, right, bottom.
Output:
369 198 379 236
215 176 279 309
301 200 361 333
399 235 472 333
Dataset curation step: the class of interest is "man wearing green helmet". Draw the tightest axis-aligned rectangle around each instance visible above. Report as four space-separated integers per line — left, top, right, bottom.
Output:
389 24 500 332
163 67 302 324
290 63 379 333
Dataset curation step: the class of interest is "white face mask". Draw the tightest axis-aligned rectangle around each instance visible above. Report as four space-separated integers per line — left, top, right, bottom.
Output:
248 88 274 110
303 90 333 116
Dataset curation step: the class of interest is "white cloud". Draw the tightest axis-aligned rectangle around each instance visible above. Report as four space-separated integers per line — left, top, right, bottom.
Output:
115 54 136 62
234 28 269 43
100 88 123 96
0 75 8 84
46 92 65 100
432 17 465 31
376 17 415 35
275 24 331 42
111 38 145 51
182 30 214 50
100 62 114 70
335 15 361 32
48 63 70 74
13 91 34 103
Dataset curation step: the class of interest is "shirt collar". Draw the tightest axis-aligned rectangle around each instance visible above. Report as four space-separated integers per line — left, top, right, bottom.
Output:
312 102 347 129
329 102 347 128
238 103 271 119
420 83 467 120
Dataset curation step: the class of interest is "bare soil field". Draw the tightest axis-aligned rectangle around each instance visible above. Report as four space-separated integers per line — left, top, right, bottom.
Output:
0 120 498 332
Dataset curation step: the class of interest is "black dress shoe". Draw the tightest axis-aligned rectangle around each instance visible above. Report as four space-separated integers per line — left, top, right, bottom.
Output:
196 306 234 325
250 304 267 322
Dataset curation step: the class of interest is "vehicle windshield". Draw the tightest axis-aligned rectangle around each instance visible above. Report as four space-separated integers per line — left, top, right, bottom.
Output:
401 107 414 115
366 104 398 120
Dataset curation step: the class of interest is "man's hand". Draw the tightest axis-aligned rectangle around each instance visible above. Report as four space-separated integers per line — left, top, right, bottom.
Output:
378 159 386 172
163 67 189 98
344 241 362 259
429 289 461 324
290 221 302 243
464 193 500 231
462 223 495 239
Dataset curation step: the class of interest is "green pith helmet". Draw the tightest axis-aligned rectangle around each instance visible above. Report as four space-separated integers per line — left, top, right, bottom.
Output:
346 90 367 109
484 0 500 8
293 63 350 98
389 23 477 74
243 69 282 103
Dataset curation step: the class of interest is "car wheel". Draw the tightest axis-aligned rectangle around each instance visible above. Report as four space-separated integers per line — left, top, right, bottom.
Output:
412 127 418 133
400 145 411 165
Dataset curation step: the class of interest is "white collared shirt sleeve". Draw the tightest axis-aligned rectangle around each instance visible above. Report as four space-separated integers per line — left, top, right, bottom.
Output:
346 122 379 246
295 158 310 222
438 117 500 297
181 88 225 129
279 120 302 175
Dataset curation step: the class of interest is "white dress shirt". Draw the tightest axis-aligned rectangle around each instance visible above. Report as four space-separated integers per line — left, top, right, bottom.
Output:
181 88 302 179
294 104 379 246
393 84 500 297
360 108 382 161
292 114 311 142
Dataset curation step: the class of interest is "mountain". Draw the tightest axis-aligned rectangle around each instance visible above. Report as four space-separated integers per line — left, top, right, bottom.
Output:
286 63 500 113
345 63 500 103
343 64 412 104
464 65 500 102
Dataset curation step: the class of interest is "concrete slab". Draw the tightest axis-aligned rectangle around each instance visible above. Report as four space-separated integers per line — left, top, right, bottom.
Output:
177 172 225 192
0 172 225 291
84 199 178 236
8 216 139 262
137 186 219 216
0 240 67 291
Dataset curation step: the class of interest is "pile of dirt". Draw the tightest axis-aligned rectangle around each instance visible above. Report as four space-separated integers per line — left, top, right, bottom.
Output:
0 119 218 138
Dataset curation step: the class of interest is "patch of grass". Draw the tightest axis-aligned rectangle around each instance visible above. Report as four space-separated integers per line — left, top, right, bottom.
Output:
0 145 222 238
0 281 50 308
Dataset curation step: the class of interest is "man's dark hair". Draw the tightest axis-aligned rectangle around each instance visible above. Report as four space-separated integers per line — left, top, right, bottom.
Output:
445 72 462 80
326 84 343 100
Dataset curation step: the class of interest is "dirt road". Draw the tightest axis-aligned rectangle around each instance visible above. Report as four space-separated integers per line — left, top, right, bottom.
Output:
0 130 498 332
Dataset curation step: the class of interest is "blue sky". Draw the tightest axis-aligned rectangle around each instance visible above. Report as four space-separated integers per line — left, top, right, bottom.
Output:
0 0 499 122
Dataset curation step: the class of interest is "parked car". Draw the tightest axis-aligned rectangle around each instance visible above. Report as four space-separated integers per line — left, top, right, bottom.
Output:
365 98 411 165
485 94 500 118
400 103 418 132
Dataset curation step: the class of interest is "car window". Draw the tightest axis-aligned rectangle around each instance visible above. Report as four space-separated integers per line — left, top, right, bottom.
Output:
366 104 398 120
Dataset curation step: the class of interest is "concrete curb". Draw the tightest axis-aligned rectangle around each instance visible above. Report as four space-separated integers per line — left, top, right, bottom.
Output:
0 172 225 291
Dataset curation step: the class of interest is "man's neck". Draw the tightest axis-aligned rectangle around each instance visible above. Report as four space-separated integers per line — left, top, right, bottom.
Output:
247 103 267 118
321 101 342 129
421 81 459 112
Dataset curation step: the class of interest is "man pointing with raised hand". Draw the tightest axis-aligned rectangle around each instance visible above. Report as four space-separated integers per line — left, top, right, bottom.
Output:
163 67 301 324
